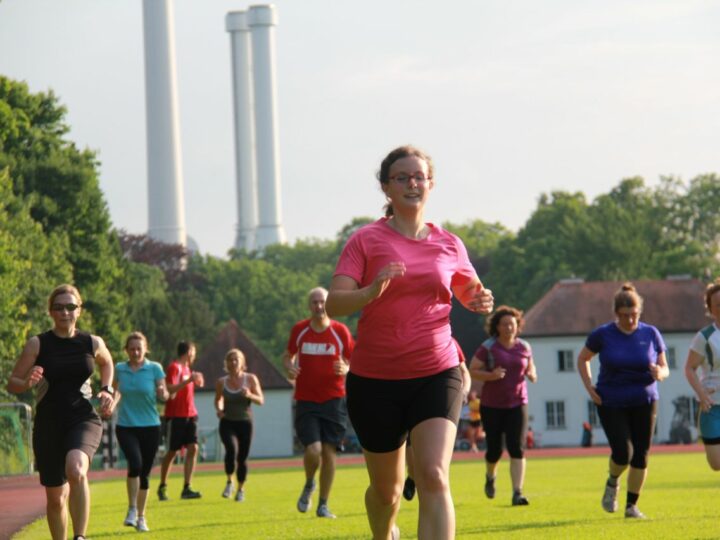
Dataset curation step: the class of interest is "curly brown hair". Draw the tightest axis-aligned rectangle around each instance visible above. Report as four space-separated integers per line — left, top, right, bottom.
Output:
485 305 524 337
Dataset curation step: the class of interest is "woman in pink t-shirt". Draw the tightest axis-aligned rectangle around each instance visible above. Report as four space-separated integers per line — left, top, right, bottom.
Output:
469 305 537 507
327 145 494 540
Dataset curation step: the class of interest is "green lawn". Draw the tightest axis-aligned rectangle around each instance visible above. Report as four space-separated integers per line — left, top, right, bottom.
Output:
14 452 719 539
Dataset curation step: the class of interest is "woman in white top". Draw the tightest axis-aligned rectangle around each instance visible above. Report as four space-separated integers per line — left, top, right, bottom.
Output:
685 278 720 470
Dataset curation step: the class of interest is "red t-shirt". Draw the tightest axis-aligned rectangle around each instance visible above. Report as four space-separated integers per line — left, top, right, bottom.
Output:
287 319 355 403
164 360 198 418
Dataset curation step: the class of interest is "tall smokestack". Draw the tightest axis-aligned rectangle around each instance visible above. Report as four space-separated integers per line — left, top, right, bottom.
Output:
248 4 286 248
226 11 258 252
142 0 187 246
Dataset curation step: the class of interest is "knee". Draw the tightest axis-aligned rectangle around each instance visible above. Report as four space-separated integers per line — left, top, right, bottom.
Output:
47 490 68 512
369 481 403 506
415 465 449 495
507 445 525 460
629 451 648 469
66 460 88 485
186 444 198 456
305 443 322 458
127 463 142 478
139 476 150 490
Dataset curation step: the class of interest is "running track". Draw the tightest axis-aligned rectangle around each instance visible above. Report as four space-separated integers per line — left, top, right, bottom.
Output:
0 444 703 539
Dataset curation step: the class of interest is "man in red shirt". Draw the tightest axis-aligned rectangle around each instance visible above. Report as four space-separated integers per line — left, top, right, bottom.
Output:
283 287 355 519
157 341 205 501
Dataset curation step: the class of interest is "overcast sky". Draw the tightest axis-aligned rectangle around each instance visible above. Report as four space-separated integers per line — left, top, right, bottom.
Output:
1 0 718 256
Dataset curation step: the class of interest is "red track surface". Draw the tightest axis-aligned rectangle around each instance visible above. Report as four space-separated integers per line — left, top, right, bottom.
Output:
0 444 703 539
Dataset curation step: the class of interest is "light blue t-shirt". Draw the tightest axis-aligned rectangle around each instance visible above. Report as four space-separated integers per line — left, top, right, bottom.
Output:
115 360 165 427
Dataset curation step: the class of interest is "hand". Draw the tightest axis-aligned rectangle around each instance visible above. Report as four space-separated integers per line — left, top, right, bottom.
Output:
333 360 349 376
491 367 506 380
286 365 300 380
216 409 225 419
369 261 406 299
97 390 114 417
239 386 250 397
648 363 663 381
26 366 44 389
588 386 602 405
469 286 494 315
191 371 204 388
156 385 169 401
699 390 715 412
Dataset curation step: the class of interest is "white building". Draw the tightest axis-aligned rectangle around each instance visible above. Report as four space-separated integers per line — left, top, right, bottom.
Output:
522 277 707 447
193 320 294 459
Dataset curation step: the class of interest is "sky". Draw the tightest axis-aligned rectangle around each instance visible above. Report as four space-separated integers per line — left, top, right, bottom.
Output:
0 0 718 257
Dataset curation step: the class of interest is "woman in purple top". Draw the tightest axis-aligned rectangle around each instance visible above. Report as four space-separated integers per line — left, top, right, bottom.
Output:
469 305 537 506
578 283 669 520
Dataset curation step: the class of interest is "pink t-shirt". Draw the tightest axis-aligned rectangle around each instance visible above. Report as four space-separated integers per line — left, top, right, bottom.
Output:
474 339 532 408
334 218 477 380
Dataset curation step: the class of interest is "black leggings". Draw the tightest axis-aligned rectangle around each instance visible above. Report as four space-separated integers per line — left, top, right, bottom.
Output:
481 404 528 463
219 419 253 483
597 401 657 470
116 425 161 489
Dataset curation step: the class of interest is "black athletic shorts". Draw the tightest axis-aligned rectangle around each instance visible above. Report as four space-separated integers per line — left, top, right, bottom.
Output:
295 398 348 447
165 416 199 451
346 366 463 453
33 405 103 487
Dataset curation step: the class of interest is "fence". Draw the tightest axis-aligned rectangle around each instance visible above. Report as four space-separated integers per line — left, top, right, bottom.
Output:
0 402 33 475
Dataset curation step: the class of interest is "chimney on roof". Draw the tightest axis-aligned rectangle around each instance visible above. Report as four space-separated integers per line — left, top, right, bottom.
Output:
559 277 585 284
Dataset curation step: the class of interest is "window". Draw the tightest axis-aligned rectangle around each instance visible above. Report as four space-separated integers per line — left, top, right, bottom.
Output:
557 350 574 372
546 401 566 429
587 400 600 427
674 395 699 424
667 347 677 370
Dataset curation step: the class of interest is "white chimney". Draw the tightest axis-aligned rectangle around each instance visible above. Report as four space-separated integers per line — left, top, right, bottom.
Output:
142 0 187 246
248 4 286 248
226 11 258 252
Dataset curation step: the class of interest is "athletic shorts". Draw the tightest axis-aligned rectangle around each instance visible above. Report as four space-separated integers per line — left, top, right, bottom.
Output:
700 405 720 444
295 398 347 447
165 416 199 451
346 366 463 453
33 408 103 487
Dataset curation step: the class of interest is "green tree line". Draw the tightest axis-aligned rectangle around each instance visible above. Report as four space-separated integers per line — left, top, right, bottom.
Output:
2 75 719 408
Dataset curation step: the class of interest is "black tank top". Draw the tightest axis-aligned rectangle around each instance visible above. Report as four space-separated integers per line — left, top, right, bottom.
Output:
35 330 95 414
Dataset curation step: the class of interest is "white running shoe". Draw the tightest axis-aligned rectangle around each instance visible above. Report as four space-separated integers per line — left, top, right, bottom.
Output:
316 503 336 518
601 482 619 513
391 524 400 540
123 507 138 527
624 505 647 519
222 482 233 498
235 489 245 502
136 516 150 532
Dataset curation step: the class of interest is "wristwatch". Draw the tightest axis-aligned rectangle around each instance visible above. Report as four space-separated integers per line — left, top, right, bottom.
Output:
100 385 114 396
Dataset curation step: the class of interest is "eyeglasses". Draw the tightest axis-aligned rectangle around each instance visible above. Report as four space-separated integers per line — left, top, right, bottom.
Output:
389 172 431 185
51 303 80 312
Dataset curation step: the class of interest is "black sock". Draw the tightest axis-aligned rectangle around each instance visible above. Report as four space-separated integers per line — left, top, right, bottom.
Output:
305 478 314 489
184 483 190 489
607 474 618 487
626 491 639 508
319 497 328 506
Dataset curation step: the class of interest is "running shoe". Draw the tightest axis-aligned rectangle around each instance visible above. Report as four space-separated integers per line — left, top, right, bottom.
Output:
624 505 647 519
136 516 150 532
222 482 233 498
391 524 400 540
402 477 416 501
235 489 245 502
512 492 529 506
296 480 316 513
157 484 168 501
484 475 496 499
316 503 336 518
601 481 619 513
123 506 138 527
181 486 202 499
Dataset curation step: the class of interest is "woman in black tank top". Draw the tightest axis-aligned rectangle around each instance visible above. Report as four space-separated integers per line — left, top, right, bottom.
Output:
6 284 116 540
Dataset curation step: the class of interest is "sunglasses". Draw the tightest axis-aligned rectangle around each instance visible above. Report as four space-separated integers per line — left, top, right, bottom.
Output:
51 303 81 312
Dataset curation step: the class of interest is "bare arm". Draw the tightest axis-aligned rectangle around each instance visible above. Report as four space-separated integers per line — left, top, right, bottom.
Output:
468 355 506 382
451 277 494 314
685 349 714 411
243 374 264 406
6 337 43 394
526 356 538 383
166 372 202 394
155 377 169 402
326 263 406 317
649 351 670 382
92 335 115 416
283 350 300 380
577 347 601 405
215 378 225 418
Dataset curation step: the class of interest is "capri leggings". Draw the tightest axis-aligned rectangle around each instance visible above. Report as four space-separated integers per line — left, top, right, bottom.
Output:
116 425 161 489
219 418 253 483
481 404 528 463
597 401 657 469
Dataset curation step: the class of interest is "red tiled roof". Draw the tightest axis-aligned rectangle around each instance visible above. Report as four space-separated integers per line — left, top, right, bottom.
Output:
193 320 292 391
523 277 709 337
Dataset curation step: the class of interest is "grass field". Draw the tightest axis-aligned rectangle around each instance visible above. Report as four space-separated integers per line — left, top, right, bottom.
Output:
14 452 720 539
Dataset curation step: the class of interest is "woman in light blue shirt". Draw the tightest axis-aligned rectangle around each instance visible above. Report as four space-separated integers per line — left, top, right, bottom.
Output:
112 332 168 532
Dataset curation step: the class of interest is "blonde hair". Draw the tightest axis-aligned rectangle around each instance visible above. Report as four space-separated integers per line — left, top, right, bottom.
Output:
224 348 247 372
48 284 82 311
